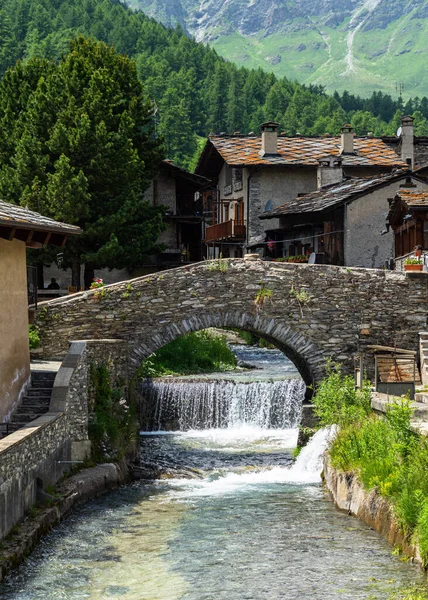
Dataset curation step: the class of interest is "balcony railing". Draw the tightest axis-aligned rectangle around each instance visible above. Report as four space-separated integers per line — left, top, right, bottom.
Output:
205 220 246 243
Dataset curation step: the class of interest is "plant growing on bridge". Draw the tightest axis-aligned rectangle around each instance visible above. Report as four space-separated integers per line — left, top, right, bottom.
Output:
254 286 273 309
289 285 310 317
206 255 228 273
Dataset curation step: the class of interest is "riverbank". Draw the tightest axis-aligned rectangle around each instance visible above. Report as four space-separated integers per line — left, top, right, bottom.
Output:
323 456 422 565
0 462 129 583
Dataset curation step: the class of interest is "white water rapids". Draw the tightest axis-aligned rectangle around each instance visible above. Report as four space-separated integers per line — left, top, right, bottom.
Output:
161 426 336 500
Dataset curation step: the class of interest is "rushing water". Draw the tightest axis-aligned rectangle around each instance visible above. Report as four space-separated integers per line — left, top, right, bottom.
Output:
0 346 423 598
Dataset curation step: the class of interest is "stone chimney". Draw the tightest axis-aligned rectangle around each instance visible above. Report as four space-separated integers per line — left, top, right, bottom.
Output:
400 115 414 168
317 156 344 189
260 122 280 156
340 124 355 155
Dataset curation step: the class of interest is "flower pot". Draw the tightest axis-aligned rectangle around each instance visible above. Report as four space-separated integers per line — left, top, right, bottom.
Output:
404 264 423 272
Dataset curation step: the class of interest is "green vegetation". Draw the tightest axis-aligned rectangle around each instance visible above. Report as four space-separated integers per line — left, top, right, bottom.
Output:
314 364 428 566
313 363 371 427
0 36 165 288
2 0 428 180
89 363 138 462
405 258 423 265
29 325 40 350
206 256 228 273
139 331 238 377
130 1 428 99
254 287 273 308
389 586 428 600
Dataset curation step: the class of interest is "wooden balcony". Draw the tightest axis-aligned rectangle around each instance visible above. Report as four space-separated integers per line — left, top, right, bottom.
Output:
205 220 246 243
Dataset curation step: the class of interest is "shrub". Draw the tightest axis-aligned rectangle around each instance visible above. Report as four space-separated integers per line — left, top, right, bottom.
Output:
29 325 40 349
312 362 371 427
89 364 137 462
139 330 238 377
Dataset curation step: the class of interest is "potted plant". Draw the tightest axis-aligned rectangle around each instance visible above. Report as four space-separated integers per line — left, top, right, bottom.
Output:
404 257 423 272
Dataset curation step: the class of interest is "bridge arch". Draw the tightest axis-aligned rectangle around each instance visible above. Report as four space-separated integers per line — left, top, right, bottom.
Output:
129 310 323 391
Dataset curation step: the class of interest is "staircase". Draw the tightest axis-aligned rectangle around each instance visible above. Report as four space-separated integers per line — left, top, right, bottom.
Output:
6 371 56 434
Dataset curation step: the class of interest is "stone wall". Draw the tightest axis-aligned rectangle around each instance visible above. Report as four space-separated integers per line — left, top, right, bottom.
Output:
324 456 420 563
34 260 428 389
0 339 128 540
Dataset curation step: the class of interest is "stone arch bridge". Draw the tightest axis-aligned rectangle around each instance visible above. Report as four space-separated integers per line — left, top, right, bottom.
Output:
35 260 428 389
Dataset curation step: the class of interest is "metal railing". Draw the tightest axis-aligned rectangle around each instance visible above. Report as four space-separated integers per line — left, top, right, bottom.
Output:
205 220 246 242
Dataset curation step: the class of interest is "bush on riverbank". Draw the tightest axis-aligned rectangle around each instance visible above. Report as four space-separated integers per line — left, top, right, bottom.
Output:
139 331 238 377
313 365 428 567
89 364 138 462
312 362 371 427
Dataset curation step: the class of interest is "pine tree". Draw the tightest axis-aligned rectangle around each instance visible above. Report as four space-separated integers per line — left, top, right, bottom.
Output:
0 37 165 287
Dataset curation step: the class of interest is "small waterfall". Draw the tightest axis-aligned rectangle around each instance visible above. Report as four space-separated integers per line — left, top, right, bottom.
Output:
288 426 337 482
140 379 306 431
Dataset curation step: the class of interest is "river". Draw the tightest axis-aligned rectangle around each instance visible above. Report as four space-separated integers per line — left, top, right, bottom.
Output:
0 346 423 599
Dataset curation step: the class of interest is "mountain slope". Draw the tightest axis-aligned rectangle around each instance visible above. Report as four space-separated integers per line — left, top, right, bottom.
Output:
126 0 428 97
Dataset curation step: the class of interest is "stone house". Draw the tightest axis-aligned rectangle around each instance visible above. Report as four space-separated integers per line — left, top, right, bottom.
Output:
143 160 210 267
0 201 80 423
260 170 428 268
195 121 412 258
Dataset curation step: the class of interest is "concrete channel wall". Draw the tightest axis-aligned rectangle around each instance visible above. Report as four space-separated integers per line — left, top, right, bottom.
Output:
0 339 128 541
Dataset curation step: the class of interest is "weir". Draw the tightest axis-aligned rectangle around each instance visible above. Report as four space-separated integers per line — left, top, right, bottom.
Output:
140 379 306 431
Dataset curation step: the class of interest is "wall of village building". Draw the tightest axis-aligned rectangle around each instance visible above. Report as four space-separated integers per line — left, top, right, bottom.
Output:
248 167 318 247
0 239 31 423
143 170 178 250
345 178 428 268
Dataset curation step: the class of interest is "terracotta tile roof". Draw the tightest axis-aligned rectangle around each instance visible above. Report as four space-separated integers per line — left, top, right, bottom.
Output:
209 135 407 168
0 200 81 234
396 189 428 208
261 170 412 218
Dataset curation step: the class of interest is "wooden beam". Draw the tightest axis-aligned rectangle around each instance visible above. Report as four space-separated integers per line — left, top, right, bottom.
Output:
60 235 68 248
43 232 51 246
8 227 16 241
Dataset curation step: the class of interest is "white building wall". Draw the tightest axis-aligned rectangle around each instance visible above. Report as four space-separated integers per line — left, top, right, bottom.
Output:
345 179 428 268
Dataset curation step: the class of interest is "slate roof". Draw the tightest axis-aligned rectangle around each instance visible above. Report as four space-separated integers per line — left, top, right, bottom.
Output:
208 135 407 168
394 189 428 208
0 200 81 234
260 170 412 219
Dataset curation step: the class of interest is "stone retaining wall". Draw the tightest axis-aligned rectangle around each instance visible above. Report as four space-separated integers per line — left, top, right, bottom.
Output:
323 456 421 564
35 260 428 388
0 339 128 540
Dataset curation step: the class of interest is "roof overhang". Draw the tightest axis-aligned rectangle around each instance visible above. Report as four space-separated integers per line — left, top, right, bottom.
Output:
0 220 81 247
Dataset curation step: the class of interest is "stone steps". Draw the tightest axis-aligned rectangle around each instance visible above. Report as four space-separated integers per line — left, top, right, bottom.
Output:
4 371 56 434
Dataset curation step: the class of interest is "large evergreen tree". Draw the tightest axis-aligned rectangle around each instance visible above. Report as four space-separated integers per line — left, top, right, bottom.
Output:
0 37 165 287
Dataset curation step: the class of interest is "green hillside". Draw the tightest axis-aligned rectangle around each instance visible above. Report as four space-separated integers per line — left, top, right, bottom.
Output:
128 0 428 98
2 0 428 170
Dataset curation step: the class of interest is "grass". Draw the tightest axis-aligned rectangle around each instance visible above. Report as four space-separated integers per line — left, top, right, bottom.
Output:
139 330 238 377
313 364 428 566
